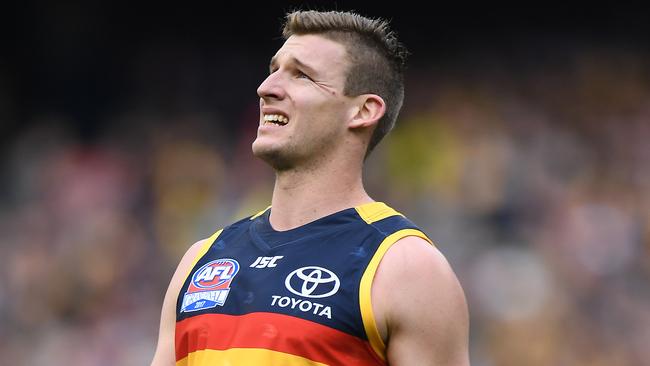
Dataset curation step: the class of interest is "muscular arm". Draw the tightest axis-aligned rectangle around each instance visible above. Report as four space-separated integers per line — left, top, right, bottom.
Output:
150 239 210 366
373 236 470 366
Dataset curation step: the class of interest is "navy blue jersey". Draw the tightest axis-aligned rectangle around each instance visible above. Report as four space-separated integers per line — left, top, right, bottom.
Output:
175 202 432 366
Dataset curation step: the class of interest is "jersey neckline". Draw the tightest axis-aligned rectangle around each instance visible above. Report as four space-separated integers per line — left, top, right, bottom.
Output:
247 202 392 251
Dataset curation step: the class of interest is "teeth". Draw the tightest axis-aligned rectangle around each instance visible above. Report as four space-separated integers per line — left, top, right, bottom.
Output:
263 114 289 125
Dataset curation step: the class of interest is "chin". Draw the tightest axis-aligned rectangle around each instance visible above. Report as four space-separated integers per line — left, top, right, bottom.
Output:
252 142 294 171
251 138 275 159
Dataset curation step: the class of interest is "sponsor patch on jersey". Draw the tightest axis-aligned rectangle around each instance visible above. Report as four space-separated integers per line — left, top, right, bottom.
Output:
181 258 239 312
269 266 339 318
285 266 340 298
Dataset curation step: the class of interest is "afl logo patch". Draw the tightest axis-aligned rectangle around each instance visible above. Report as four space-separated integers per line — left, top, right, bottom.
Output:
285 266 340 298
181 259 239 312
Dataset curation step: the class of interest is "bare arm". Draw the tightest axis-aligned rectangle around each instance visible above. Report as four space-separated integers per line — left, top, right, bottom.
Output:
150 239 210 366
373 236 470 366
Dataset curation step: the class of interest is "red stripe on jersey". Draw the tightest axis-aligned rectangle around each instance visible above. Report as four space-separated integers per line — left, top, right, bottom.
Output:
175 312 385 365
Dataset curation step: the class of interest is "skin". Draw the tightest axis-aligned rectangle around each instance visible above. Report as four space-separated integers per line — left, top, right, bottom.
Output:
151 34 469 366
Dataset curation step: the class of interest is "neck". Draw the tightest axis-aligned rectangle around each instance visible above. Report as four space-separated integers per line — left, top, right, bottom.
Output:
268 159 373 231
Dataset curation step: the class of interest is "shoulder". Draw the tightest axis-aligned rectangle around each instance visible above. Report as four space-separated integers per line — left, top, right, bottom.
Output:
372 236 469 364
378 236 456 282
164 234 219 305
183 238 212 264
173 238 214 284
374 236 465 316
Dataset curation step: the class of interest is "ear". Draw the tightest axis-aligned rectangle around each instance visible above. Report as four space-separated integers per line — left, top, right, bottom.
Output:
349 94 386 130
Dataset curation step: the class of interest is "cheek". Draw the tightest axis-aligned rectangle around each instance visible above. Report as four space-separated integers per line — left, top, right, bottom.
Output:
293 91 349 132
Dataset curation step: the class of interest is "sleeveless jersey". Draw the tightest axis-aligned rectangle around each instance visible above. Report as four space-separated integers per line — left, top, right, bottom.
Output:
175 202 432 366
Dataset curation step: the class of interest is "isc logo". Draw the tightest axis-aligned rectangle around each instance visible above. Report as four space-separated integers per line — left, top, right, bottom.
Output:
250 256 284 268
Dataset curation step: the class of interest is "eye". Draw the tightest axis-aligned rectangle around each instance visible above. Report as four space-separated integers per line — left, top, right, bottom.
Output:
296 70 313 81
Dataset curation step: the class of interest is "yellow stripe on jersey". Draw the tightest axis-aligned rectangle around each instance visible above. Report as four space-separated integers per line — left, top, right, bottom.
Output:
355 202 403 224
184 229 223 281
358 228 434 361
250 205 272 220
176 348 329 366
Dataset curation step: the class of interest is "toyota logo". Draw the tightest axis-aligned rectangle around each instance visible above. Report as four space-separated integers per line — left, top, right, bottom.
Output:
285 266 340 298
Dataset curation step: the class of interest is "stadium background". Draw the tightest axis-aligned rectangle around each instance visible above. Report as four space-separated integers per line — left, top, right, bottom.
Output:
3 2 649 364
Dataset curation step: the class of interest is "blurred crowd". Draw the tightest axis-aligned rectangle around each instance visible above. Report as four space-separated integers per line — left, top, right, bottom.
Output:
1 44 649 365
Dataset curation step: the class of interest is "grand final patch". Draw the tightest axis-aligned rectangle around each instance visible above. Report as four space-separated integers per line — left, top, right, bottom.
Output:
181 258 240 312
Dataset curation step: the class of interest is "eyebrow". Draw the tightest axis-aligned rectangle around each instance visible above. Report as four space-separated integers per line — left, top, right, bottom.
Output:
269 55 319 77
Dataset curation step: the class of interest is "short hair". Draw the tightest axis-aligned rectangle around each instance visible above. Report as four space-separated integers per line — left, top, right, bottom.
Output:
282 10 409 157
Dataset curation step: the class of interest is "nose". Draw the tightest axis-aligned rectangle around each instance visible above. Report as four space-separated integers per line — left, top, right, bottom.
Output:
257 71 285 100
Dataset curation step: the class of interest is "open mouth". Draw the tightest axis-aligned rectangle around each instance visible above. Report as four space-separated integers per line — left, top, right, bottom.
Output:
263 114 289 126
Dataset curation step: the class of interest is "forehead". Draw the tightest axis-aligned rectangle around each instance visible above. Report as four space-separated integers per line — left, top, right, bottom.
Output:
273 34 349 77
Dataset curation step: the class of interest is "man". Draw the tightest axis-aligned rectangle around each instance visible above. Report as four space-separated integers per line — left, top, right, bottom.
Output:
151 10 469 366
